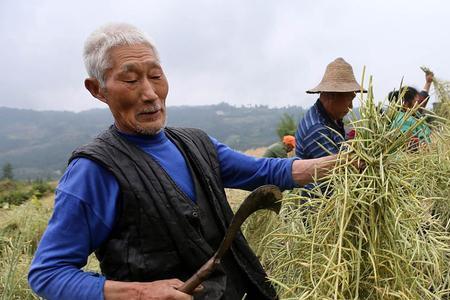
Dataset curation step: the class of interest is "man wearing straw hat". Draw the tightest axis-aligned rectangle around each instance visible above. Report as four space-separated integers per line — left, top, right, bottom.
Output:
295 58 365 160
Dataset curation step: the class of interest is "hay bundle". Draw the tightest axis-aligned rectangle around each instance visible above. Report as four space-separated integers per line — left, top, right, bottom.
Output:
413 127 450 230
244 77 450 299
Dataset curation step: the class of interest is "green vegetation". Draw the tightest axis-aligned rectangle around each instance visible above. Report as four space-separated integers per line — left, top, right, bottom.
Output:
0 180 54 207
276 113 298 139
0 179 98 299
0 179 56 299
2 163 13 180
0 199 51 299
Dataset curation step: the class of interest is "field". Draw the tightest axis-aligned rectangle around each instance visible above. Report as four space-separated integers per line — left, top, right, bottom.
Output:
0 183 55 299
1 139 450 299
1 79 450 299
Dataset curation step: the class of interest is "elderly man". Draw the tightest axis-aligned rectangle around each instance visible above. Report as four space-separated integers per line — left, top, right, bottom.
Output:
295 58 365 159
29 23 336 300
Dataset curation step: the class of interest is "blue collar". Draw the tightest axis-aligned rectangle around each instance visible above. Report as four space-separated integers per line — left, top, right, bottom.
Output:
115 125 168 147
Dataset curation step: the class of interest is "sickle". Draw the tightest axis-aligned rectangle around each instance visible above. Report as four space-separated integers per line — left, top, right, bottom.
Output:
178 184 282 295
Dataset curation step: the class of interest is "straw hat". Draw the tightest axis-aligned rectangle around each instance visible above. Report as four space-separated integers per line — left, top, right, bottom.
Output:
306 57 366 94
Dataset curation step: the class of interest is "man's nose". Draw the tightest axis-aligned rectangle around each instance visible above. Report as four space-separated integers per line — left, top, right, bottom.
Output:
141 78 158 101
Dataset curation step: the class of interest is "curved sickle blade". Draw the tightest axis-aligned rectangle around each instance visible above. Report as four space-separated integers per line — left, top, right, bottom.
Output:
178 184 282 295
216 184 282 258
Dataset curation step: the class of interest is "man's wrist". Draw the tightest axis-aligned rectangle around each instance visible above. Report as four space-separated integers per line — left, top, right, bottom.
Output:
104 280 141 300
291 155 336 186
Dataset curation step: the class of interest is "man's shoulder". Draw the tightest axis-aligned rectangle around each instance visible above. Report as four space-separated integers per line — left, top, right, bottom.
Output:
165 126 215 150
302 122 331 141
299 112 328 135
58 157 117 198
165 126 220 166
165 126 208 137
299 104 324 128
69 127 117 164
61 157 109 181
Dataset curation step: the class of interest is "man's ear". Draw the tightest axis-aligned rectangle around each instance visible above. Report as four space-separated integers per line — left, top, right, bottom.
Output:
85 78 108 104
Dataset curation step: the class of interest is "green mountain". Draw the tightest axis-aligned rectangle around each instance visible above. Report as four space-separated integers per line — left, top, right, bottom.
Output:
0 103 305 180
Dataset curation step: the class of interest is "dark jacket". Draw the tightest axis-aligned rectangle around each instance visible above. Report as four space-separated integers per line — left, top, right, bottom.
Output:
70 126 277 300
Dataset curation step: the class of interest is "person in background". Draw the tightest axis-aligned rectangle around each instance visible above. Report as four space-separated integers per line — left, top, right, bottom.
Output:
389 86 432 145
388 70 435 146
295 57 366 160
263 135 296 158
388 70 434 108
28 23 340 300
294 58 365 196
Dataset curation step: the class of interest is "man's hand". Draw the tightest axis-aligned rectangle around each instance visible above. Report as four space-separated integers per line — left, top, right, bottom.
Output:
104 278 203 300
291 155 337 186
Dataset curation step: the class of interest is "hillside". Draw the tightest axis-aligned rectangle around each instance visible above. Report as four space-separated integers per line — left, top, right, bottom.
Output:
0 103 305 179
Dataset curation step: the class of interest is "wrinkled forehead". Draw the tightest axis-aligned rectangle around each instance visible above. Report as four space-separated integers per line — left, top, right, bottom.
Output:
108 44 161 71
120 60 162 72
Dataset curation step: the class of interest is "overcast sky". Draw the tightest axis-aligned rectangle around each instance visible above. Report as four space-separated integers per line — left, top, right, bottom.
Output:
1 0 449 112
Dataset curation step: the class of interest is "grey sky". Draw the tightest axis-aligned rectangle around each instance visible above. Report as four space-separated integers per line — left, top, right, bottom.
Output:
1 0 449 112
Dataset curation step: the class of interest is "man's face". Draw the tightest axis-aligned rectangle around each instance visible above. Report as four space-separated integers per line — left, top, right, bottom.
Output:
100 44 169 135
328 92 355 120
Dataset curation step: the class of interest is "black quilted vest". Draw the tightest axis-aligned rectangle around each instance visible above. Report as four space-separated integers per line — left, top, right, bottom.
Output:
69 126 277 300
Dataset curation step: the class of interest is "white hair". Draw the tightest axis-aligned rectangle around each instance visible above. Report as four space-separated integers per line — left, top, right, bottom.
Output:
83 23 159 87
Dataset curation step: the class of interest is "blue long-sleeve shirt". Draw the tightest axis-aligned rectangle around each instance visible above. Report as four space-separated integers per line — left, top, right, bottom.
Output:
29 129 298 300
